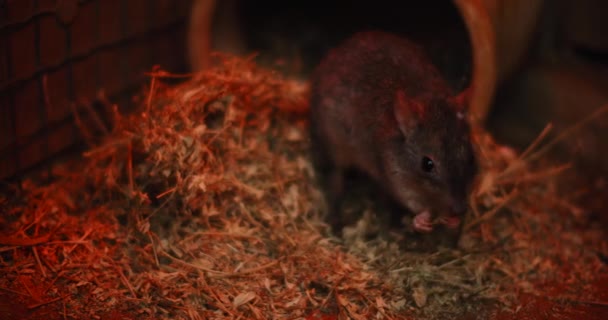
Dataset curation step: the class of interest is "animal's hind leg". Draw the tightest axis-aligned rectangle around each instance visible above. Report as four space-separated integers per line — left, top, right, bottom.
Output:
309 126 346 236
325 168 346 235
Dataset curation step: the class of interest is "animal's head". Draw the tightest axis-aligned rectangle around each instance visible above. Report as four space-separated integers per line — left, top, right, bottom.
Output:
381 88 478 230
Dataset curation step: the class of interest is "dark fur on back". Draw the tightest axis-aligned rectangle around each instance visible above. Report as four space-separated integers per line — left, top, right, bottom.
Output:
309 31 478 232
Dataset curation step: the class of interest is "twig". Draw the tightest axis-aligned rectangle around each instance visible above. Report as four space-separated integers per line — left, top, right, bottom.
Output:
188 231 262 241
70 102 96 148
116 264 137 298
67 228 93 254
144 70 196 79
43 271 65 295
147 232 160 268
518 123 553 162
546 296 608 308
0 233 51 246
465 190 519 231
27 296 63 309
128 140 134 196
355 287 393 320
82 137 131 157
196 269 236 317
81 98 110 135
160 250 229 275
155 186 176 199
41 74 53 118
32 247 46 278
211 260 279 279
96 89 115 125
437 254 471 270
425 277 477 291
497 123 553 179
0 286 29 296
497 163 572 185
62 297 68 320
146 68 158 115
527 103 608 163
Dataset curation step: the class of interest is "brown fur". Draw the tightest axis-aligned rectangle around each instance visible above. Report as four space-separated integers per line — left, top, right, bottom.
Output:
309 31 478 235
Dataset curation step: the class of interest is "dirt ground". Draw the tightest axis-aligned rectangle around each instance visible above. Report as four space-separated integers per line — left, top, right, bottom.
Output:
1 56 606 320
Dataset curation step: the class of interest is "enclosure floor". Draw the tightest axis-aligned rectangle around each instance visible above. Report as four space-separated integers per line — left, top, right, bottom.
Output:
2 276 607 320
2 57 606 320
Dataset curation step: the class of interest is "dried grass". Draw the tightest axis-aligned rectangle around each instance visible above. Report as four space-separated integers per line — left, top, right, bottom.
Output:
0 54 606 320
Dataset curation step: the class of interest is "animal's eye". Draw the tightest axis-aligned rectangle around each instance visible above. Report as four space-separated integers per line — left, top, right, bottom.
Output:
421 156 435 173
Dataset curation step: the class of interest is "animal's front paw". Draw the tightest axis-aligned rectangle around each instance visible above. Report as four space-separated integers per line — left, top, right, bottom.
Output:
413 210 433 233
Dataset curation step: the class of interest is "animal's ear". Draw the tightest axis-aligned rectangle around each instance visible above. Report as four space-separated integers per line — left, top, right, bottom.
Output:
394 90 424 134
448 86 472 112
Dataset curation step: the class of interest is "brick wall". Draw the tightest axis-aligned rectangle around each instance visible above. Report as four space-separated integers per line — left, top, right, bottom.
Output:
0 0 193 179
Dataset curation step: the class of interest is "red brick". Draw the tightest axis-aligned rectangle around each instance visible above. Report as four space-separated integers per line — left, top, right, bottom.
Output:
156 0 177 25
45 66 70 123
18 131 47 170
0 95 14 150
71 1 97 55
46 120 77 157
98 0 122 43
0 157 17 180
37 0 57 11
39 14 67 68
6 0 35 22
14 79 42 138
0 38 9 83
128 42 150 82
127 0 147 35
10 23 36 80
98 47 126 96
174 0 192 22
72 55 98 100
154 32 179 72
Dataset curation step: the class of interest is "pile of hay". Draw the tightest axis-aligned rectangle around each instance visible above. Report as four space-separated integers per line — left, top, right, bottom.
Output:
0 54 606 320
